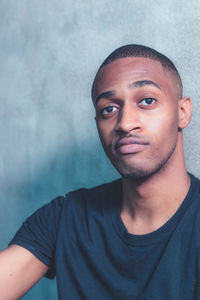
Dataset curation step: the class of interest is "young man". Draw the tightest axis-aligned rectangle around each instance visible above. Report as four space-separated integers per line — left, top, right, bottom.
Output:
0 44 198 300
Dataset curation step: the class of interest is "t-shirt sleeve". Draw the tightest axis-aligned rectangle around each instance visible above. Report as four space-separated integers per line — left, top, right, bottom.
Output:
8 195 66 279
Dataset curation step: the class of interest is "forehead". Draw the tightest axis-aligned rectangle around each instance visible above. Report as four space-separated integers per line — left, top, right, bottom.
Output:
93 57 176 100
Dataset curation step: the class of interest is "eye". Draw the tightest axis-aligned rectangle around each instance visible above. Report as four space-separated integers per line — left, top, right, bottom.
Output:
101 106 118 115
139 98 156 107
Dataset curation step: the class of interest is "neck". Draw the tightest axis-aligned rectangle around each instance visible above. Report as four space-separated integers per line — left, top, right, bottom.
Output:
120 141 191 235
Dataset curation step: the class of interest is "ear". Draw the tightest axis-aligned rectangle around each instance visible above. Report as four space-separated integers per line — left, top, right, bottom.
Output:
178 97 192 129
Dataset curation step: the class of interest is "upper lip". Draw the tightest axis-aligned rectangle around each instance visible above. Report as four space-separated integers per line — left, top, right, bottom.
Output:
114 137 149 149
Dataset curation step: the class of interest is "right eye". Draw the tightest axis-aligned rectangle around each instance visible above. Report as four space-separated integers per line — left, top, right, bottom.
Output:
101 106 118 115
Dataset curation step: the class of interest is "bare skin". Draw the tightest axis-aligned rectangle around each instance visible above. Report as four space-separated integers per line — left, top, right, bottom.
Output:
0 245 48 300
94 57 192 235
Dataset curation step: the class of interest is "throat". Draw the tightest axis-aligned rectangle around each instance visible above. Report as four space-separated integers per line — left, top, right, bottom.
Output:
120 172 191 235
120 210 171 235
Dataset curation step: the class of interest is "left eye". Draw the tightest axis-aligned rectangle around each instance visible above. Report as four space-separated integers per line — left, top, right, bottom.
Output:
101 106 118 115
139 98 156 106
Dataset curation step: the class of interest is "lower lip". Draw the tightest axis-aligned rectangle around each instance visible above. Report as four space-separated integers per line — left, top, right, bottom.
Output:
116 144 148 155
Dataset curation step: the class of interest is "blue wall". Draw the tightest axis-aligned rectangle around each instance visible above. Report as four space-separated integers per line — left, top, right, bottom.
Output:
1 1 200 299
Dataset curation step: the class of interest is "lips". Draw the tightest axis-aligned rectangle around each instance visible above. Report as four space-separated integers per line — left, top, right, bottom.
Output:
114 137 149 155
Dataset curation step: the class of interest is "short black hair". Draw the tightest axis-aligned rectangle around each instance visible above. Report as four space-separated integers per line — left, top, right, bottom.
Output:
92 44 182 101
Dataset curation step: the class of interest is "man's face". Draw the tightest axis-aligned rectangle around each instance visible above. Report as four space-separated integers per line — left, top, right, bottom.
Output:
93 57 182 179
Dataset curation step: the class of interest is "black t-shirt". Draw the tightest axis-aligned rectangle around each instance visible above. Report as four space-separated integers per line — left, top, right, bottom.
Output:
10 174 200 300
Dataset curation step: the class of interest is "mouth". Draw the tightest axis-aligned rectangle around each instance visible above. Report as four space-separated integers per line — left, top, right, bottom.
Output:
114 137 149 155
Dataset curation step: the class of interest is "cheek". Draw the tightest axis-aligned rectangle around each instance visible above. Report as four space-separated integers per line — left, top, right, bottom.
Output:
147 111 179 146
96 121 111 147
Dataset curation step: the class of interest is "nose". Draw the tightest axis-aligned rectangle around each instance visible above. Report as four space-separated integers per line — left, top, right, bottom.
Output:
114 104 142 134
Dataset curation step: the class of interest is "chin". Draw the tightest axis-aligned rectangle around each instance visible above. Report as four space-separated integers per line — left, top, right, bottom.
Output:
120 169 156 181
116 158 171 182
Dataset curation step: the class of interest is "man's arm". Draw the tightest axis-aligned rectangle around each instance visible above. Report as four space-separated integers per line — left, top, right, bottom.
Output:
0 244 48 300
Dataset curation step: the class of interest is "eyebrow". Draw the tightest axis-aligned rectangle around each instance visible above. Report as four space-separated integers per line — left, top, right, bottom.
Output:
95 80 161 104
95 90 116 104
129 80 161 90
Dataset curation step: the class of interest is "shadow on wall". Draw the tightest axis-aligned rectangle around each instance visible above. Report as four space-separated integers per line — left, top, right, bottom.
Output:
1 136 119 300
1 135 119 246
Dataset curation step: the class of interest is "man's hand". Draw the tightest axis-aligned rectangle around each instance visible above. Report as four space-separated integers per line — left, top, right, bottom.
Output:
0 244 48 300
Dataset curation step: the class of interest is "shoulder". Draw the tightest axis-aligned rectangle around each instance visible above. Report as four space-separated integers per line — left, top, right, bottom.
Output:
64 178 121 211
68 179 120 199
54 179 122 241
189 173 200 196
19 178 121 225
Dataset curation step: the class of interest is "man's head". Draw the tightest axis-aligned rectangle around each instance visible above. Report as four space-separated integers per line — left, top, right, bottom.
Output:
92 44 183 102
92 45 192 180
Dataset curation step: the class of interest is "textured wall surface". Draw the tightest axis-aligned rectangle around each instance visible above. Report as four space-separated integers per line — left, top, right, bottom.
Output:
0 0 200 299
